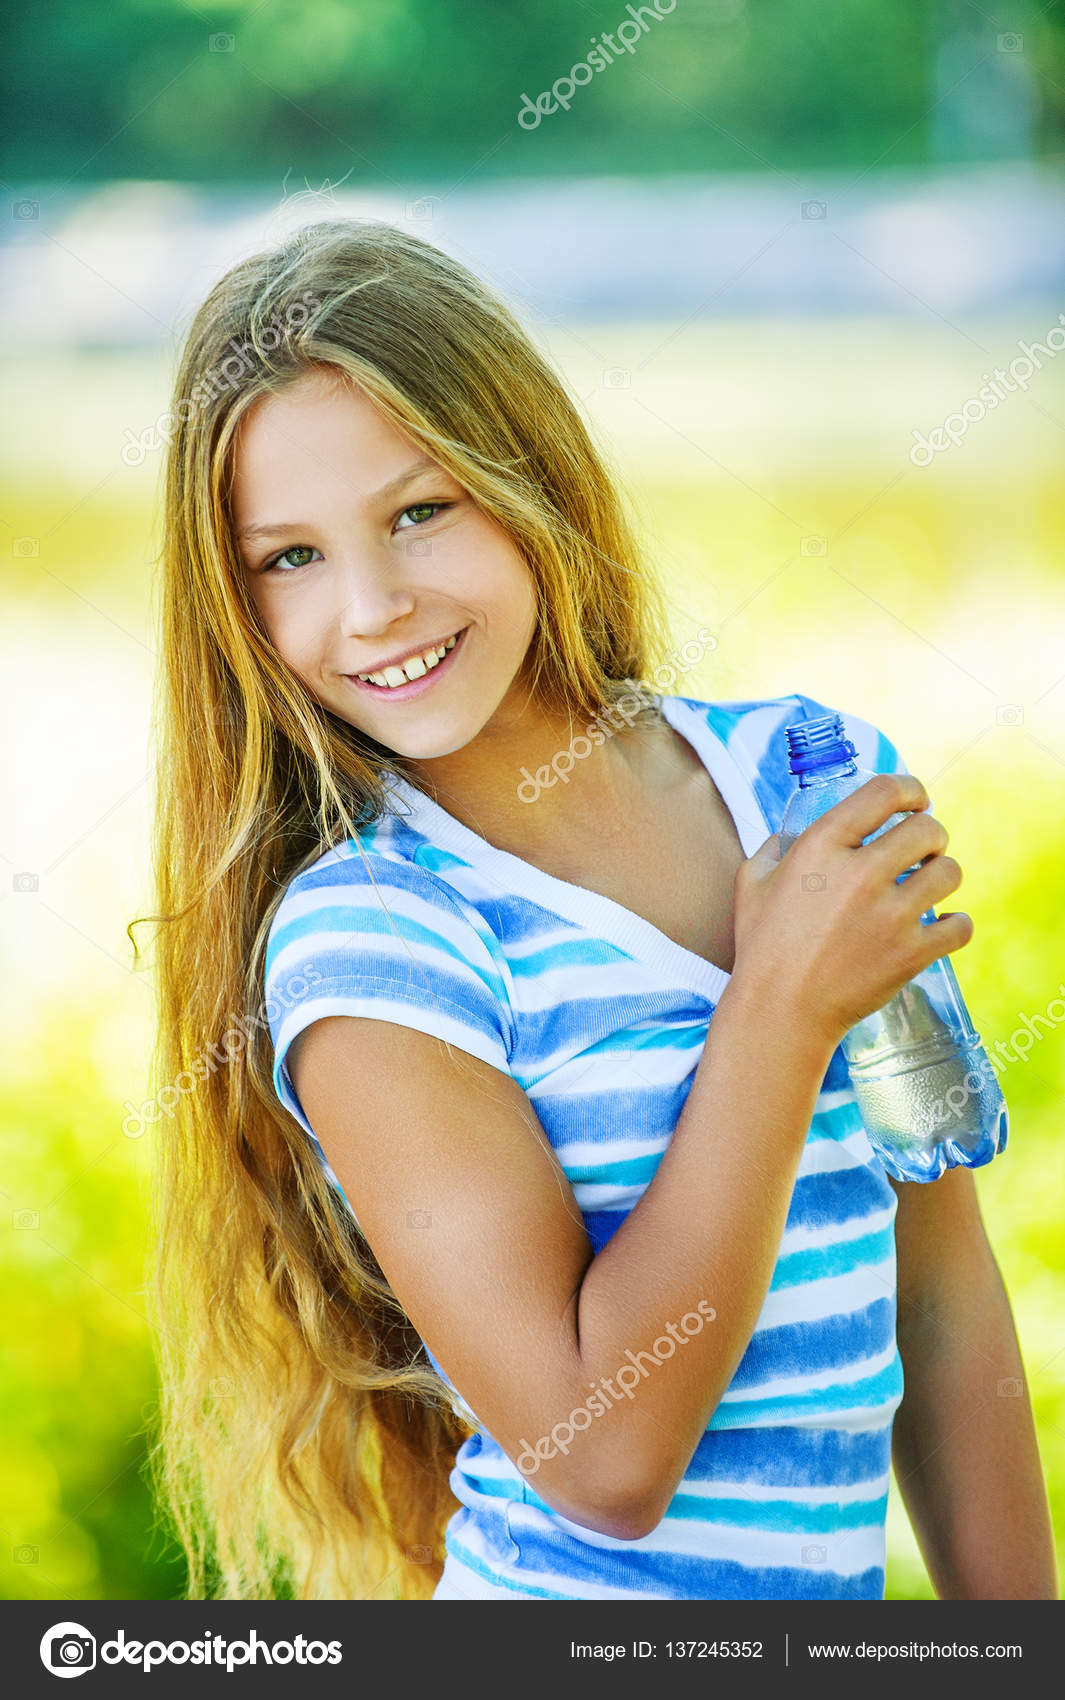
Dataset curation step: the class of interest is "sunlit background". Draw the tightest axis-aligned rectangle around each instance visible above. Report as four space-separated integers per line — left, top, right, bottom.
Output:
3 0 1065 1601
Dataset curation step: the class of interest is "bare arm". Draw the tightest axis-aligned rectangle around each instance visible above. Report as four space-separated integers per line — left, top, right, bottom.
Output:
889 1167 1058 1598
290 772 967 1539
289 977 830 1540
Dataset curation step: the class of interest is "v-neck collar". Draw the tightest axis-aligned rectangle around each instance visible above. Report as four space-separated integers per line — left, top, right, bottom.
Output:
379 694 775 1005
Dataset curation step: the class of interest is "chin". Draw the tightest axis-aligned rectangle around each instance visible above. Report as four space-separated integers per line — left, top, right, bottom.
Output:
370 714 488 764
386 737 469 762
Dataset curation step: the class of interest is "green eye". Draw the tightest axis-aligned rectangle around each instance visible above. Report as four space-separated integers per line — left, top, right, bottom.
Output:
400 502 448 526
268 545 319 572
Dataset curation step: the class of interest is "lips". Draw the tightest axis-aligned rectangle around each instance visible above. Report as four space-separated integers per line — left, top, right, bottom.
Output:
343 625 468 701
356 629 461 688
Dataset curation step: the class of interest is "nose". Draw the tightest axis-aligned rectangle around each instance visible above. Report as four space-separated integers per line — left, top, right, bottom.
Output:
333 554 417 640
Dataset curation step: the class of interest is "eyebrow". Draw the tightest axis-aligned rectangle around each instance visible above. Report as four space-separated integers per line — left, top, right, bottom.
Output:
236 454 443 543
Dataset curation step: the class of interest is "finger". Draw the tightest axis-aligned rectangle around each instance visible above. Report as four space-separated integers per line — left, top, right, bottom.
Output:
862 809 948 879
816 773 930 848
896 854 963 913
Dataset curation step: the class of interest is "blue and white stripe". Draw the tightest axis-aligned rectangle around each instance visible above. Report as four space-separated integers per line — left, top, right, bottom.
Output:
264 691 910 1600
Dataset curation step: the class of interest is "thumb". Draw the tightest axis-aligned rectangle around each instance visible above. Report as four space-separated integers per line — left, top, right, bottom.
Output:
751 830 783 866
739 831 783 884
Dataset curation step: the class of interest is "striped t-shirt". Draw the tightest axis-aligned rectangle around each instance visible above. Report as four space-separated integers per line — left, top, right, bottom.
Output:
263 690 914 1601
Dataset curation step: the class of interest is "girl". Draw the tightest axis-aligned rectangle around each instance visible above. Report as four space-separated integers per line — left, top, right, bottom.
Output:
140 217 1056 1602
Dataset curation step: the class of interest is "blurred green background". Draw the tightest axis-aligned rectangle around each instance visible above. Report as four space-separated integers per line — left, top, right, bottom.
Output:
3 0 1064 1603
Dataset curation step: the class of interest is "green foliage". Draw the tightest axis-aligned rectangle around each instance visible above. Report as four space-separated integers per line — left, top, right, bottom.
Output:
0 1003 187 1599
3 0 1062 183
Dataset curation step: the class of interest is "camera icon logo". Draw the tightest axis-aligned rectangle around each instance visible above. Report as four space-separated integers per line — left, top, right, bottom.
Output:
602 368 631 389
995 704 1023 726
406 1209 432 1229
800 535 827 557
801 1543 827 1563
801 200 827 220
40 1622 96 1678
801 872 827 892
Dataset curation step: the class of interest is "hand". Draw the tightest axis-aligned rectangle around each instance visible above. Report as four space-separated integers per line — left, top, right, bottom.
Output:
731 773 972 1051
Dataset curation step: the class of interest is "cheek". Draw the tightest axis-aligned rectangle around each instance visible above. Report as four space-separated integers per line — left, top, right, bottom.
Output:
257 595 327 678
491 554 538 631
462 522 536 614
514 572 540 641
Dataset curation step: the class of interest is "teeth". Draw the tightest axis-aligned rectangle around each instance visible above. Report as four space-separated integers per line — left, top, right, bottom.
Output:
356 631 461 688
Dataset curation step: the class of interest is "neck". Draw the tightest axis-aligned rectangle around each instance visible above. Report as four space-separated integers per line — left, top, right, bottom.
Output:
399 695 666 855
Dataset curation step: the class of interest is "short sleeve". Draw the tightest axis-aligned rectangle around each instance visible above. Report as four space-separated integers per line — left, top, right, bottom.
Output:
263 847 515 1141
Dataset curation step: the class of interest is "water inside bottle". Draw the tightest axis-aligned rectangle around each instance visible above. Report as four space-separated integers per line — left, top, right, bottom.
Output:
849 1051 1009 1183
781 711 1009 1182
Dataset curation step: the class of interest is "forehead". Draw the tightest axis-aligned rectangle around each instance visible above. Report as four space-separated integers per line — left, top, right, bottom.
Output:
230 368 425 520
235 367 397 459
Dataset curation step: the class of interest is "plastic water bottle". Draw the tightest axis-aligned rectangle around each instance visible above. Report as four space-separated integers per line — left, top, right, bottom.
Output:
779 714 1008 1183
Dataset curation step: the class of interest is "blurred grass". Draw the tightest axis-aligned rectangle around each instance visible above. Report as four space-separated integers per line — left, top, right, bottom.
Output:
2 326 1063 1600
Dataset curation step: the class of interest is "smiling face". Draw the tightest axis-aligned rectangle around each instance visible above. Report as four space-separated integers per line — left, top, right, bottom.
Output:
233 365 540 761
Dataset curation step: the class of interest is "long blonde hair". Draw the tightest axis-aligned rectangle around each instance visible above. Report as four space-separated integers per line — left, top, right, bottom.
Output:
131 216 674 1599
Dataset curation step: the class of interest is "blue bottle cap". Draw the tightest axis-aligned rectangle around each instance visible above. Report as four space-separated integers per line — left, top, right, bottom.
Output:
785 713 857 775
